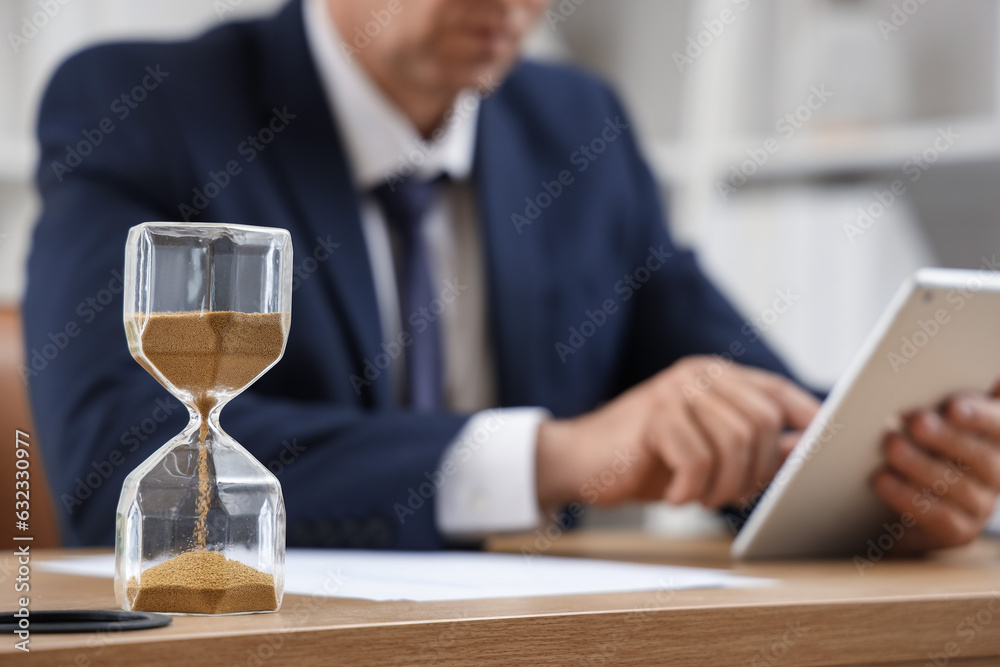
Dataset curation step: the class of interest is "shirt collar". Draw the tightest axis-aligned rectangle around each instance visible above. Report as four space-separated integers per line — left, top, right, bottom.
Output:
303 0 479 190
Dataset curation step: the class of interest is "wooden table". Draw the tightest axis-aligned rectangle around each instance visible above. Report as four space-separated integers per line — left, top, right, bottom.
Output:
4 531 1000 666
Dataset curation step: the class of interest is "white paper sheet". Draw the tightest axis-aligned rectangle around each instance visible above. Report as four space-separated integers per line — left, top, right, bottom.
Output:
38 549 772 602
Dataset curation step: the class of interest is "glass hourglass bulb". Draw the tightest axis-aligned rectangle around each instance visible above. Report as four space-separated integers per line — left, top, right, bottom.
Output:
115 222 292 615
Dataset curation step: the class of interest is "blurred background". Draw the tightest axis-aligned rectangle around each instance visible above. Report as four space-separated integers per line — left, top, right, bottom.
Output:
2 0 999 536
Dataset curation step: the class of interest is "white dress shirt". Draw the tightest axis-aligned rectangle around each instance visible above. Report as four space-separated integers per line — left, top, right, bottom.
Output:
303 0 545 537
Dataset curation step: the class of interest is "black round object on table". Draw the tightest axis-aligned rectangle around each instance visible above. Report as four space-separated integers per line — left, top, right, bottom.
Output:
0 609 171 633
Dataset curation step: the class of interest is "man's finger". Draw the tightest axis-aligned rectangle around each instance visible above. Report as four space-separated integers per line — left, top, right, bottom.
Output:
650 410 713 505
884 433 996 521
688 393 754 508
874 469 981 548
779 431 804 459
738 366 820 431
907 411 1000 490
711 377 783 499
945 393 1000 442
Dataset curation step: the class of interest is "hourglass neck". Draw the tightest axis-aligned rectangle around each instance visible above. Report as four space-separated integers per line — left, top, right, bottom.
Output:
186 394 228 442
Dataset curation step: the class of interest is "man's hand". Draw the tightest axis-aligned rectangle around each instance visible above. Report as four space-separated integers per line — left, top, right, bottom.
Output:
874 385 1000 554
535 356 820 511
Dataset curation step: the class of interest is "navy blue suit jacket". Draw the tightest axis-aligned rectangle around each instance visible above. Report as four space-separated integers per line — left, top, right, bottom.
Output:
24 0 791 548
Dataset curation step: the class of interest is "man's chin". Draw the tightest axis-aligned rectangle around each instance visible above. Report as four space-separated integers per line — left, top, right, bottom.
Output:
445 58 517 94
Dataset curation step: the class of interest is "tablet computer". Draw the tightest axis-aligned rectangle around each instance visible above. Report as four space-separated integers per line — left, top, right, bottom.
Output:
732 267 1000 560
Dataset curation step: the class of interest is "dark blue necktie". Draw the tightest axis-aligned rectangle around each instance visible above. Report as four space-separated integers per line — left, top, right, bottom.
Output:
371 176 444 411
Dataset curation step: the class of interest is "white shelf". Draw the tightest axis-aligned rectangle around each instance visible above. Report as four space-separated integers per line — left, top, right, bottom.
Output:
650 118 1000 187
747 118 1000 181
0 137 36 184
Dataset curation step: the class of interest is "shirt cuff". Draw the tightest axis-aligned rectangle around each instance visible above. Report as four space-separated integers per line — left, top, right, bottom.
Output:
435 408 549 538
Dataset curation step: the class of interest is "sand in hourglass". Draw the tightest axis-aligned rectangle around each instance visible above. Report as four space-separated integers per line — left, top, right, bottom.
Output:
127 310 286 613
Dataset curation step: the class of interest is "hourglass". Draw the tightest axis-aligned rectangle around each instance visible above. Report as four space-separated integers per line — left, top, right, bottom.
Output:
115 222 292 615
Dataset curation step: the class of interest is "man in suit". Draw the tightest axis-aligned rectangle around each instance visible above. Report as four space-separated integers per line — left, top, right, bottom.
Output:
25 0 1000 553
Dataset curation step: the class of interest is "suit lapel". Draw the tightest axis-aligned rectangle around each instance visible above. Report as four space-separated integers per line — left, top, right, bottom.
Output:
256 0 391 406
474 86 553 408
258 5 553 409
